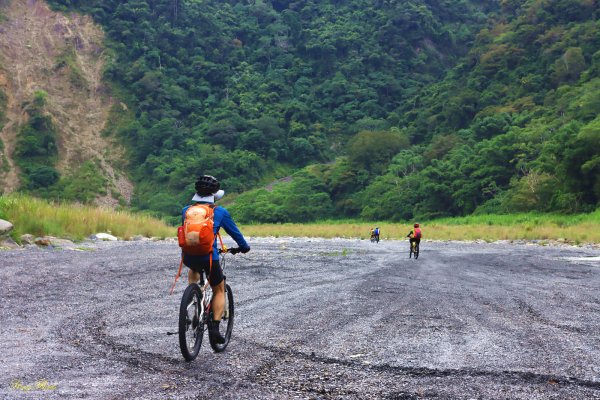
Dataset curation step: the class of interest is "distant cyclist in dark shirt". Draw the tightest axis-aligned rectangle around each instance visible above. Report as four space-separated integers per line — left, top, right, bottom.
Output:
373 227 380 242
181 175 250 344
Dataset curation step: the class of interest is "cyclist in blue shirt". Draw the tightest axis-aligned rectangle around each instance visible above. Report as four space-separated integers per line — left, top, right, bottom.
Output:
182 175 250 344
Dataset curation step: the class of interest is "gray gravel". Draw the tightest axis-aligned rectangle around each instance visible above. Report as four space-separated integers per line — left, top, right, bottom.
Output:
1 238 600 399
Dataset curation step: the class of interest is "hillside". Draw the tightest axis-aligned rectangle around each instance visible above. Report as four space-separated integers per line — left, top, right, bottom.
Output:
0 0 131 206
227 0 600 222
353 0 600 220
46 0 496 217
4 0 599 223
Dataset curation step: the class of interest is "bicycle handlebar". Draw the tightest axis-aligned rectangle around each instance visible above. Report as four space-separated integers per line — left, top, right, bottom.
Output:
220 247 241 254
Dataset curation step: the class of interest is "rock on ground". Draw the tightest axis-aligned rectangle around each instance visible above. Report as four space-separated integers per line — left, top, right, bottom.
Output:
90 233 118 241
0 219 13 238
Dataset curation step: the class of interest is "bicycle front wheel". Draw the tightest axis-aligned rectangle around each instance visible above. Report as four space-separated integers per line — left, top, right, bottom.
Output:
209 283 234 352
179 284 204 361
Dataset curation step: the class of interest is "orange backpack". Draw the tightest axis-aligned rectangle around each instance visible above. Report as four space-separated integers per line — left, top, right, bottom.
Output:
171 204 225 294
178 204 216 256
414 228 422 239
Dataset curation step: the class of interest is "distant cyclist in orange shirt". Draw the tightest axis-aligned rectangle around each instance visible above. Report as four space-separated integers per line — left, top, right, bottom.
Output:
407 223 422 248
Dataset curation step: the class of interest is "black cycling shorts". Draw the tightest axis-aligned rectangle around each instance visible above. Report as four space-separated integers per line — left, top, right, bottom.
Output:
182 255 224 286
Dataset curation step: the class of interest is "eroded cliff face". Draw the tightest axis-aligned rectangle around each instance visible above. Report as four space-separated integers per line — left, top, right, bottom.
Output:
0 0 132 206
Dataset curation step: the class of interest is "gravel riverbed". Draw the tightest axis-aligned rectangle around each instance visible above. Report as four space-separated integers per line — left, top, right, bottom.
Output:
1 238 600 399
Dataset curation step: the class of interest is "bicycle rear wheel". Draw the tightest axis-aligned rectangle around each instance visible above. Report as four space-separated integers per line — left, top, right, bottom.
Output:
209 283 234 352
179 284 204 361
414 244 419 259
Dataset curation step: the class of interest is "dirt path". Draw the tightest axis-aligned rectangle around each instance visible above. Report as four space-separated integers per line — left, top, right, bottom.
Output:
1 238 600 399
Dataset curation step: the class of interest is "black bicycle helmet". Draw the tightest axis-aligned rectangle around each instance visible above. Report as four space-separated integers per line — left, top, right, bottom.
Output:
195 175 220 196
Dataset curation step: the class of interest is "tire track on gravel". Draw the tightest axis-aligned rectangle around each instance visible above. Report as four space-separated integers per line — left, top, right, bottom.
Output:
56 315 181 371
240 338 600 392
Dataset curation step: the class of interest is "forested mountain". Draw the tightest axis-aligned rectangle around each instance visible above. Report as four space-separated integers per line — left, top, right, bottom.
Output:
45 0 495 217
229 0 600 222
351 0 600 220
34 1 600 222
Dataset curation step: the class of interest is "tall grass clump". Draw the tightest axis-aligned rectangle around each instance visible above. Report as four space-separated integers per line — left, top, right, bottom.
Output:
0 194 173 241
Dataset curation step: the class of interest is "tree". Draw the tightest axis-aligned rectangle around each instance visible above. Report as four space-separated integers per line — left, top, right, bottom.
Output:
348 130 410 174
553 47 586 83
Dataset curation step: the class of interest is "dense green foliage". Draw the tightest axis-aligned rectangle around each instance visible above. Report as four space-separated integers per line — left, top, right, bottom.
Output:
233 0 600 222
48 0 599 222
14 91 61 189
48 0 493 215
362 0 600 220
50 160 108 203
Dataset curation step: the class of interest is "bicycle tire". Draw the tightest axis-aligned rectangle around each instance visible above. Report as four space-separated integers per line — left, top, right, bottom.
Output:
409 243 413 258
179 284 204 361
414 244 419 259
209 283 234 352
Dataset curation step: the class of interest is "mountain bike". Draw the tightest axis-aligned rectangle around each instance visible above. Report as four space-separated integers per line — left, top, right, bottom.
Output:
409 240 419 259
177 247 239 361
370 233 380 243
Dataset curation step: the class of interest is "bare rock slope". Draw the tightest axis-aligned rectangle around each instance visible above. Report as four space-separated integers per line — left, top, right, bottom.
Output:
0 0 131 205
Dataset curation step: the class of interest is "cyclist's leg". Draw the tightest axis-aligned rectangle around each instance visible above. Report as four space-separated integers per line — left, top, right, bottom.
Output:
205 260 225 319
205 261 226 343
211 281 225 321
188 270 201 284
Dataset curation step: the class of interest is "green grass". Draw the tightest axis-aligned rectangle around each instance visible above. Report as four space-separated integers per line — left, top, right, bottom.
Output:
1 193 598 245
240 210 600 244
0 193 173 241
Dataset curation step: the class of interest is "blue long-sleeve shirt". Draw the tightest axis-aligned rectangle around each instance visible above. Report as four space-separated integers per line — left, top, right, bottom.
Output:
181 203 249 262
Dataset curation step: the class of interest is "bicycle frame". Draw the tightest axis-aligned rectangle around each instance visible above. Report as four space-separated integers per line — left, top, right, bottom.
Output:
197 245 229 321
198 280 212 321
177 248 236 360
409 239 420 259
197 251 228 321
